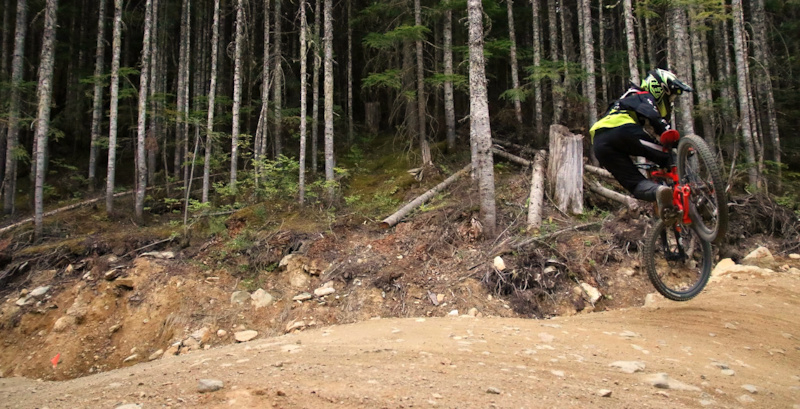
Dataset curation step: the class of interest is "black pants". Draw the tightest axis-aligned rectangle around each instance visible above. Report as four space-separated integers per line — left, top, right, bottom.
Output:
593 124 669 201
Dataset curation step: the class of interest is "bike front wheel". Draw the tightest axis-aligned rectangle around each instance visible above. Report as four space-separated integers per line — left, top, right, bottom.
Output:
677 134 728 243
644 219 713 301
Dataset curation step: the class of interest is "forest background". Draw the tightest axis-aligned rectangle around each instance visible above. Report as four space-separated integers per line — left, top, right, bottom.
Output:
0 0 798 240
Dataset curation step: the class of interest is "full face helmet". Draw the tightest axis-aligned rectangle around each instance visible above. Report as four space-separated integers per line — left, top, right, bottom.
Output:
640 69 694 116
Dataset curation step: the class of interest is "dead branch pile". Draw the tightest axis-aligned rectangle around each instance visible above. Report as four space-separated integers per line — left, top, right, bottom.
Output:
728 194 800 252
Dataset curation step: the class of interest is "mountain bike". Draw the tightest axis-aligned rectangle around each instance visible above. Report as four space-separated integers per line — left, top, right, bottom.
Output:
640 134 728 301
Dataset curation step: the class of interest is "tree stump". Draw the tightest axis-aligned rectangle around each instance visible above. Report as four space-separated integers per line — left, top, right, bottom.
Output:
547 124 583 215
365 102 381 134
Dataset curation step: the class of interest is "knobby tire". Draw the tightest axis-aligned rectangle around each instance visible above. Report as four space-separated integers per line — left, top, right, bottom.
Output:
677 135 728 244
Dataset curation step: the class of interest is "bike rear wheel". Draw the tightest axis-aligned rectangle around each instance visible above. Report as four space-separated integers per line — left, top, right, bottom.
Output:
644 219 713 301
677 134 728 243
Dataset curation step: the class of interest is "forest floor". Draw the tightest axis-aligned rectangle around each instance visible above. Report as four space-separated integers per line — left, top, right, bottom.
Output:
0 135 798 408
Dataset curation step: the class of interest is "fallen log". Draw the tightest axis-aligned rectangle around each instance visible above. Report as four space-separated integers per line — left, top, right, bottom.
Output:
585 164 613 179
492 147 532 167
380 164 472 229
527 150 547 230
586 178 639 210
492 138 538 157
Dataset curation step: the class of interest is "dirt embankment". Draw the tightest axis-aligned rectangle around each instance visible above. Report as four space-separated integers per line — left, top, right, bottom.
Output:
1 261 799 409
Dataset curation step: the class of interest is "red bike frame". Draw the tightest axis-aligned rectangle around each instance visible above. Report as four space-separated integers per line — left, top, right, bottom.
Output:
649 166 693 225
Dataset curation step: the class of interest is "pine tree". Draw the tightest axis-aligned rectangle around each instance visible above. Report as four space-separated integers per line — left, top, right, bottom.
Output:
230 0 245 189
203 0 221 203
2 0 27 215
299 0 308 204
323 0 334 197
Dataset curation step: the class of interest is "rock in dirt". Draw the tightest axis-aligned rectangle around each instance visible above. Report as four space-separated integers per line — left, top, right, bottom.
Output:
231 291 250 305
286 320 306 333
644 373 700 391
609 361 646 374
293 292 313 301
52 316 76 333
234 330 258 342
486 387 501 394
789 254 800 260
29 286 50 298
314 287 335 297
598 389 612 397
148 349 164 361
741 384 758 394
574 283 601 304
742 247 774 267
198 379 224 393
115 404 142 409
493 256 506 271
251 289 274 308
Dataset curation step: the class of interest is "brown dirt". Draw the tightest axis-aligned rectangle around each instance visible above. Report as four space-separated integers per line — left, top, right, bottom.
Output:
1 264 799 408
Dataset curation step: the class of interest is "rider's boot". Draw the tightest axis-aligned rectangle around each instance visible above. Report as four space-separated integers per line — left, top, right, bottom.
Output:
655 185 677 220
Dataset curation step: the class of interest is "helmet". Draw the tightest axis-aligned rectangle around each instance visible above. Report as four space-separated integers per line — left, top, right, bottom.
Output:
640 69 693 115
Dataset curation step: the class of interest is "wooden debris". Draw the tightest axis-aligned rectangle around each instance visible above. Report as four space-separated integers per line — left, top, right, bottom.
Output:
527 150 547 230
380 164 472 228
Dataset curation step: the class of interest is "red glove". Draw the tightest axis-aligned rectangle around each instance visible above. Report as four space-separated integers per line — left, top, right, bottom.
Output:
660 129 680 146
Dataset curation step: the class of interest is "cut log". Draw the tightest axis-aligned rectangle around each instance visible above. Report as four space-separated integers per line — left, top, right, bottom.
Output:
380 164 471 228
527 150 547 230
585 164 613 179
492 147 532 167
547 125 583 215
586 178 639 210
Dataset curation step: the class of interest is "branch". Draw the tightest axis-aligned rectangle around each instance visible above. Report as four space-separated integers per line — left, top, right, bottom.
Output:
380 164 471 228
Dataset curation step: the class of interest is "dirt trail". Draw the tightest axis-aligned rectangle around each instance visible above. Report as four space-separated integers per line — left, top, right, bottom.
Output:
1 267 799 409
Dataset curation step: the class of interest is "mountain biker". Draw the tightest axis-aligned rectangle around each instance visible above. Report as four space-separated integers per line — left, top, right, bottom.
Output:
590 68 693 217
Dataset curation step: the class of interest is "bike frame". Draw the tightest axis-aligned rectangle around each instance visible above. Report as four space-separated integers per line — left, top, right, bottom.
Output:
648 166 693 226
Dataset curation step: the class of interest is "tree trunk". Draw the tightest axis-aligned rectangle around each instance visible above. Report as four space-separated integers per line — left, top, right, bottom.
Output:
174 0 190 182
714 19 736 138
273 0 283 157
669 5 695 136
347 0 354 146
33 0 59 241
468 0 497 238
323 0 335 198
135 0 155 223
559 0 574 122
311 0 320 173
255 0 271 182
2 0 26 215
547 0 563 124
689 9 715 149
731 0 759 188
415 0 431 166
106 0 123 213
581 0 597 127
299 0 308 204
527 150 547 230
547 124 583 215
444 8 456 151
203 0 221 203
750 0 781 189
530 0 544 143
623 0 639 84
87 0 108 192
0 0 10 182
598 0 608 101
506 0 523 128
230 0 244 189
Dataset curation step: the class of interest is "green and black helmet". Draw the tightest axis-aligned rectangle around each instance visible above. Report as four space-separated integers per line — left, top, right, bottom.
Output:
640 69 693 116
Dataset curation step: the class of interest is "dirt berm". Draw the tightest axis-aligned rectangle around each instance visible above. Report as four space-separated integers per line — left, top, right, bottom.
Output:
1 261 798 408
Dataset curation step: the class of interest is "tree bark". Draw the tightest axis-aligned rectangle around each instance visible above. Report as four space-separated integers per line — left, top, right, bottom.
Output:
547 124 583 215
135 0 155 223
87 0 107 192
750 0 781 189
527 150 547 230
323 0 335 198
598 0 608 102
106 0 123 214
443 8 456 151
299 0 308 204
381 164 471 229
547 0 563 124
203 0 221 203
714 18 736 138
623 0 639 84
581 0 597 127
669 5 695 136
347 0 354 146
468 0 497 238
0 0 9 182
174 0 190 182
492 148 531 167
506 0 523 128
689 9 715 149
586 178 638 209
146 0 161 186
731 0 759 188
2 0 27 215
230 0 244 189
273 0 283 157
531 0 544 142
311 0 320 173
255 0 271 183
415 0 431 166
33 0 59 241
